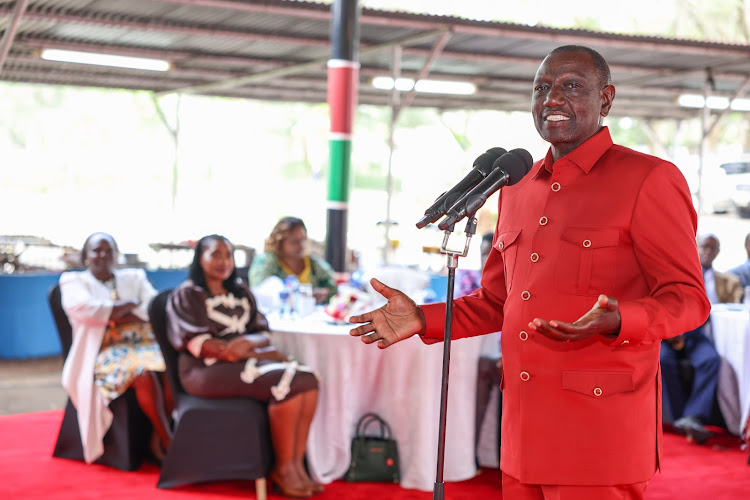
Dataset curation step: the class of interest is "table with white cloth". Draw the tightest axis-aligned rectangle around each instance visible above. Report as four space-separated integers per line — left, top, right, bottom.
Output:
268 311 485 492
710 303 750 436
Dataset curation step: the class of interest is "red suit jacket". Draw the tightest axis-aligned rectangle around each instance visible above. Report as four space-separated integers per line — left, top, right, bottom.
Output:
422 127 710 486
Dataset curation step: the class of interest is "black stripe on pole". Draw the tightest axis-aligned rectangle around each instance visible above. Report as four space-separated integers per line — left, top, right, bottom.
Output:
325 208 348 272
331 0 360 61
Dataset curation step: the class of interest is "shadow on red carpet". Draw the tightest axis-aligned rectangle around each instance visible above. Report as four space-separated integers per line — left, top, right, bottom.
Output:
0 410 747 499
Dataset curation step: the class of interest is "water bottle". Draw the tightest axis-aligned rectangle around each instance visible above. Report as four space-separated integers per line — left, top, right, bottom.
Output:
284 275 300 316
278 289 290 318
297 283 315 317
349 269 366 290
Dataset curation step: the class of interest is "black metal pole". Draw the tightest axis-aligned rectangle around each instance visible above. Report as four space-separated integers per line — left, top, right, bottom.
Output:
325 0 360 272
433 217 477 500
433 257 457 500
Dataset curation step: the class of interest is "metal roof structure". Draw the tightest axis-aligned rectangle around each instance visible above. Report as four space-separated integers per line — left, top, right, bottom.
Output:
1 0 750 120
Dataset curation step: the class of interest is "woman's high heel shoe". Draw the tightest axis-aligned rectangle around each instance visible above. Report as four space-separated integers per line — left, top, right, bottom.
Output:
269 471 312 498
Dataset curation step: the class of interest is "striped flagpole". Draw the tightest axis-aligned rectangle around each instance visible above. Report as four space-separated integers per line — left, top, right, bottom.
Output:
325 0 360 272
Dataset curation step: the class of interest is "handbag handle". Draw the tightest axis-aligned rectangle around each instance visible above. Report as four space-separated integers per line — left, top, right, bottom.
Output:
355 412 392 440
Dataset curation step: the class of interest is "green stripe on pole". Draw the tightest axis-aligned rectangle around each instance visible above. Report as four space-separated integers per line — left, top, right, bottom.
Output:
328 139 351 203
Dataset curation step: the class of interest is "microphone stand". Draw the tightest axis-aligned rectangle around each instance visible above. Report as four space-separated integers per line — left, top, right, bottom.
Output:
433 216 477 500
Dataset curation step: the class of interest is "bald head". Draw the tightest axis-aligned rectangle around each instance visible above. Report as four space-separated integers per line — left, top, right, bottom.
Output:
697 233 720 269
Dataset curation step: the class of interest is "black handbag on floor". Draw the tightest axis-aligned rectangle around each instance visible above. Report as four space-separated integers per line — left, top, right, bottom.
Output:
344 412 400 483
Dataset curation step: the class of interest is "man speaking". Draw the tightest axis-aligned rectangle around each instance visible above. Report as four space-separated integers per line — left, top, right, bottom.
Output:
350 45 709 499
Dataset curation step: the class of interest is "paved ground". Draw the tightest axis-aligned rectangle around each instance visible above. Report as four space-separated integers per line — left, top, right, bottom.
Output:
0 355 67 416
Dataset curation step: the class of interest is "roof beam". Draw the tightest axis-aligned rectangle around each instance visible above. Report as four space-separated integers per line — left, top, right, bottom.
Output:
0 0 29 75
156 29 448 96
395 30 452 117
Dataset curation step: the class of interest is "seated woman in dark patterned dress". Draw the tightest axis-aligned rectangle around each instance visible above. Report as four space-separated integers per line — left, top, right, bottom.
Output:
60 232 172 464
166 234 321 498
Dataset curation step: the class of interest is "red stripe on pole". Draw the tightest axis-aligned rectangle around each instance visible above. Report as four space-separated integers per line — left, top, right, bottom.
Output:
327 64 358 135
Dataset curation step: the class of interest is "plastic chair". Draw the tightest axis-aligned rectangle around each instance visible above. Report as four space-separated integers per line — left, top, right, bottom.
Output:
148 290 273 497
49 283 151 471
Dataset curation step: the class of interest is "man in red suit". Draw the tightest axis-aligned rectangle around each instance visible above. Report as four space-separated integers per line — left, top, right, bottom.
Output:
350 45 710 499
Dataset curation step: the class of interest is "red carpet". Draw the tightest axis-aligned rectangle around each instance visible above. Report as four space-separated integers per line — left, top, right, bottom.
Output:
1 410 747 499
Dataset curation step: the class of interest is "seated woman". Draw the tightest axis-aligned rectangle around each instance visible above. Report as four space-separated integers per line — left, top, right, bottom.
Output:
167 234 322 498
59 232 172 464
250 217 337 304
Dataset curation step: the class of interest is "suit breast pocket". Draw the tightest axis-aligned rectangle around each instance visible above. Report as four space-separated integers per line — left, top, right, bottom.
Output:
562 370 634 399
495 229 521 293
555 226 619 296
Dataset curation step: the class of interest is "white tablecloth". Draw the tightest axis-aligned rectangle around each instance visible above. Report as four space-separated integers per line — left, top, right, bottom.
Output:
710 303 750 436
268 311 484 491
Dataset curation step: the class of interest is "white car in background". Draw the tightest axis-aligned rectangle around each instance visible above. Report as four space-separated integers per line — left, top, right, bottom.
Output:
721 161 750 218
697 164 735 214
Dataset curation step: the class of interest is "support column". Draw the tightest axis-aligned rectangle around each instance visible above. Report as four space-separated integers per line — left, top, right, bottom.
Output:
697 70 712 218
326 0 360 272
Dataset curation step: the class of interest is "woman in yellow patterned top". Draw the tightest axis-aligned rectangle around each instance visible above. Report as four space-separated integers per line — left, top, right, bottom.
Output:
250 217 337 304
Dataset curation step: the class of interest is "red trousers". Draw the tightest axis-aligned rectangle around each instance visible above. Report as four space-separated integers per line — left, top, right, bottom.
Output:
501 472 647 500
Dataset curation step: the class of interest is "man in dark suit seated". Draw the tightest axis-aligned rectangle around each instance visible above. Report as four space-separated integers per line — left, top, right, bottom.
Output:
728 232 750 290
661 233 742 444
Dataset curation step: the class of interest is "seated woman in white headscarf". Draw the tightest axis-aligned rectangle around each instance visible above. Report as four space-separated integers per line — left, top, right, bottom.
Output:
60 232 172 464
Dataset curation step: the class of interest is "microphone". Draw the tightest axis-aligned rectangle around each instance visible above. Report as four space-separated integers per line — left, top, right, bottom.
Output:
415 147 506 229
437 148 533 230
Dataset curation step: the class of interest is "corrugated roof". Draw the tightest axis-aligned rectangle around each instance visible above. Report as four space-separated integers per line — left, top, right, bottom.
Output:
1 0 748 119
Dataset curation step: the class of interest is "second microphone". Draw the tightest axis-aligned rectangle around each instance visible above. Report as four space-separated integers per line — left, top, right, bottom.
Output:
437 149 533 230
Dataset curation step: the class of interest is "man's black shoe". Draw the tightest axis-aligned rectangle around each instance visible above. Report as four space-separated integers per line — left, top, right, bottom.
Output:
673 415 712 444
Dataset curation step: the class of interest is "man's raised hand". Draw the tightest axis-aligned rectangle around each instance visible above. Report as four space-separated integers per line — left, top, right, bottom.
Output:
348 278 426 349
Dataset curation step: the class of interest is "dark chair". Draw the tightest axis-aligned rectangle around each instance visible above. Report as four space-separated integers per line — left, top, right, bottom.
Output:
234 245 255 288
148 290 273 496
49 283 151 471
